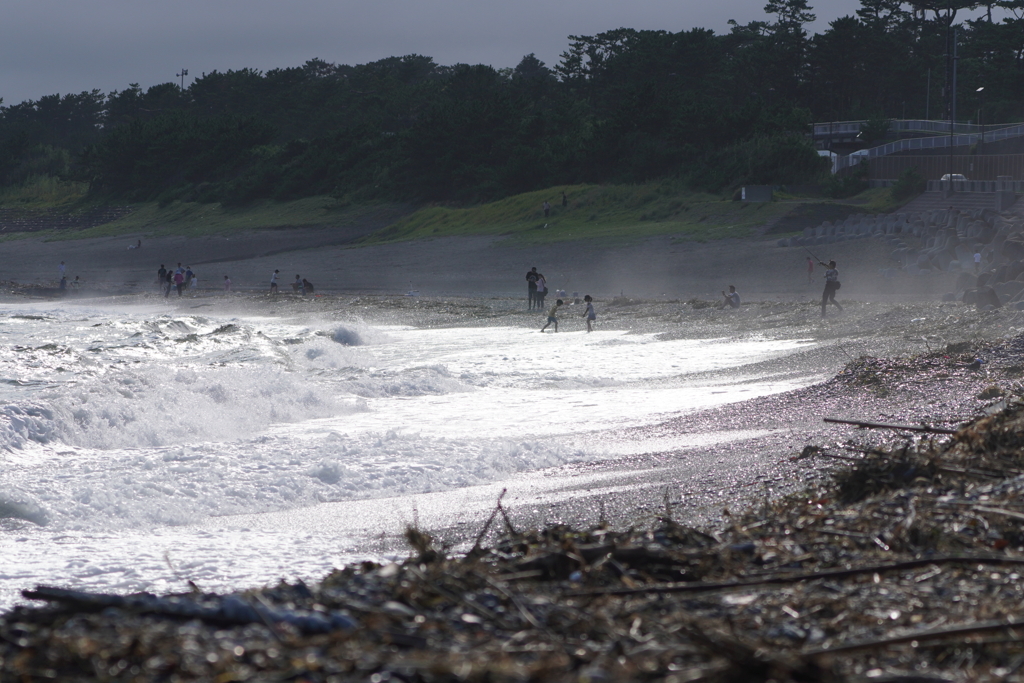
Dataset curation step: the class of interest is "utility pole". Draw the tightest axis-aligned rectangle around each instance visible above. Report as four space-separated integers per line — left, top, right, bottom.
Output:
176 69 189 90
926 68 930 120
948 26 958 194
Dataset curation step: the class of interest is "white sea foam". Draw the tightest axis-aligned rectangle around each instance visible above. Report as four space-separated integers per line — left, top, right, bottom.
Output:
0 301 823 610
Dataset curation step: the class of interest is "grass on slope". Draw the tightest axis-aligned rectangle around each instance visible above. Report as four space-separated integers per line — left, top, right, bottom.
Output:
0 177 88 210
364 184 795 246
59 197 349 240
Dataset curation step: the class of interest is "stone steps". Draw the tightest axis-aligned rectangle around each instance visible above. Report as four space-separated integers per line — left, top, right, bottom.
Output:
900 192 1015 215
0 207 135 234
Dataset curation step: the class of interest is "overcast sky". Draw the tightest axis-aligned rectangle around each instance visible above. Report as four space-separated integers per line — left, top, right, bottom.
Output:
0 1 1004 105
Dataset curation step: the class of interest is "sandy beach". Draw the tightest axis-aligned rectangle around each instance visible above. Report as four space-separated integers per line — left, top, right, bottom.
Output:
0 224 958 303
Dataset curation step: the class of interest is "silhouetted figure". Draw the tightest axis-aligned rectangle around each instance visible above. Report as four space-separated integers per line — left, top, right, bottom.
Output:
583 295 596 332
819 259 843 317
722 285 740 309
526 267 540 309
541 299 564 332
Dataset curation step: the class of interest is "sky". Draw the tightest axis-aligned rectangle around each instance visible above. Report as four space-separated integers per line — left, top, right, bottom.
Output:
0 1 1007 105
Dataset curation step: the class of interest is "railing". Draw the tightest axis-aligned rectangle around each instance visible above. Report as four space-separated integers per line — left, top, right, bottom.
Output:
925 179 1024 192
813 119 990 137
834 123 1024 173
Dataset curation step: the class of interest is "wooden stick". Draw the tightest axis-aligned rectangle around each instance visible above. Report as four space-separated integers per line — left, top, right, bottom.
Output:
804 617 1024 655
469 488 507 556
565 555 1024 598
824 417 958 435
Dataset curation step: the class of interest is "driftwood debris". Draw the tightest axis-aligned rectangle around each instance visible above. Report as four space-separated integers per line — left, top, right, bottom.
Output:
824 416 959 435
21 586 356 635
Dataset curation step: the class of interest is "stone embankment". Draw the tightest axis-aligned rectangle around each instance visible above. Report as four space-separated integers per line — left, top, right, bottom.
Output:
0 206 134 233
778 200 1024 308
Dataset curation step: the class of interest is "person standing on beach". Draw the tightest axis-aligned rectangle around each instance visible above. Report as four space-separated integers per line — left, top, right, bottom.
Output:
543 201 551 218
806 256 814 283
174 270 185 297
164 270 174 297
819 259 843 317
184 266 194 289
535 273 547 309
583 295 596 332
157 264 167 286
526 267 540 309
270 269 279 293
224 275 231 291
58 261 66 280
190 270 199 291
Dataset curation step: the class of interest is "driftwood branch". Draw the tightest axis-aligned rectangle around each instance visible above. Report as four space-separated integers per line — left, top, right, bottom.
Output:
566 555 1024 598
804 617 1024 655
824 417 958 435
22 586 357 635
469 488 507 556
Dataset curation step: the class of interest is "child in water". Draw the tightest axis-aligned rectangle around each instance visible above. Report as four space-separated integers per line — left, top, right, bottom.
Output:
541 299 564 332
582 295 596 332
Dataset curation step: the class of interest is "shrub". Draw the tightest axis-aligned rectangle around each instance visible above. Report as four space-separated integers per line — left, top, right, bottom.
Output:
890 167 926 202
823 161 869 198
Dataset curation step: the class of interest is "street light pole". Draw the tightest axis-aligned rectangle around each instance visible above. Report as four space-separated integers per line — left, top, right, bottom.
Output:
976 86 985 149
926 67 930 119
948 27 958 194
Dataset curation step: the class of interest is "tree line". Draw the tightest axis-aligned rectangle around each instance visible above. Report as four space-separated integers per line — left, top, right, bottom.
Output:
1 0 1022 206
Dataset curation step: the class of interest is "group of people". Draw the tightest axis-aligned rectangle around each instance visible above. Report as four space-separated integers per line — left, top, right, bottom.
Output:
152 266 318 297
529 254 844 329
726 257 841 317
268 270 314 294
525 267 548 310
527 267 596 332
157 263 200 297
56 261 80 292
541 192 569 218
539 295 596 333
721 258 842 317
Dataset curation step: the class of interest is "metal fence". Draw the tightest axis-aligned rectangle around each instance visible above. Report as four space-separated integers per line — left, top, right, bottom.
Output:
834 123 1024 173
861 154 1024 182
924 179 1024 192
812 119 989 138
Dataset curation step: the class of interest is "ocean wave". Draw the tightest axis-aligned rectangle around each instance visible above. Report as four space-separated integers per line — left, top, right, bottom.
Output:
0 365 351 451
3 430 585 530
338 365 474 398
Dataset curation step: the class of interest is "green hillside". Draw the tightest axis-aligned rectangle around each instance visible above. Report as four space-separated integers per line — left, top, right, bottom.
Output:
365 184 795 246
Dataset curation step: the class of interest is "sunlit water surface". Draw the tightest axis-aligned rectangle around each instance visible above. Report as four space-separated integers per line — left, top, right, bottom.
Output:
0 301 817 609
